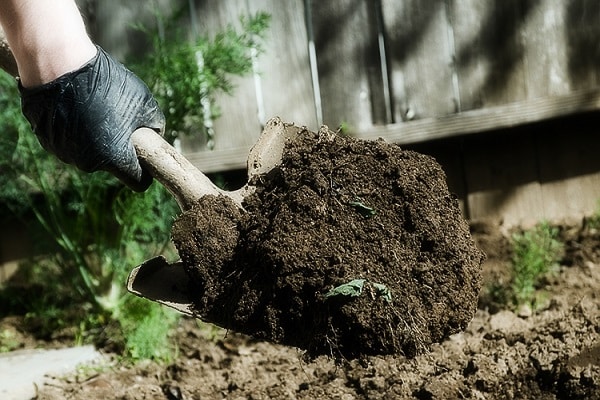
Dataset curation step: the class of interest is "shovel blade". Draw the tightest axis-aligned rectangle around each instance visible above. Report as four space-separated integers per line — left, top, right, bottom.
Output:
246 117 303 178
127 256 196 316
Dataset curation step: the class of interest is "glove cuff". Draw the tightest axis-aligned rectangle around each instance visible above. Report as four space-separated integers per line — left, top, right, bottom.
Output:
18 45 165 183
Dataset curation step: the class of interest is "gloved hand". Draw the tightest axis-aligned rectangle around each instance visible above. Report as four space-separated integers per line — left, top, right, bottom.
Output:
18 45 165 192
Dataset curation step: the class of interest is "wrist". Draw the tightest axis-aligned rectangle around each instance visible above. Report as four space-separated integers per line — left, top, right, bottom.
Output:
0 0 97 87
17 38 97 87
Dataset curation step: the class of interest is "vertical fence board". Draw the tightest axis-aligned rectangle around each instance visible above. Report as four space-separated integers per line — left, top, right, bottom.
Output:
382 0 456 122
536 118 600 222
192 0 263 152
247 0 319 130
462 131 544 225
522 0 571 98
310 0 380 131
447 0 486 111
451 0 529 111
563 0 600 90
93 0 167 62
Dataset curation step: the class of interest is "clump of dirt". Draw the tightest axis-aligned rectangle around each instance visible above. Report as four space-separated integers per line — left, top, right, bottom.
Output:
172 125 484 358
29 219 600 399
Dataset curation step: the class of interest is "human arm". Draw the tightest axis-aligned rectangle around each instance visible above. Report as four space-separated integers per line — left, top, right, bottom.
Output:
0 0 96 87
0 0 165 191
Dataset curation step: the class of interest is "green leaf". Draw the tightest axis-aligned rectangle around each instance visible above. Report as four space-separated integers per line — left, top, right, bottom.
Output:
372 283 392 303
324 279 393 304
348 199 377 218
325 279 366 298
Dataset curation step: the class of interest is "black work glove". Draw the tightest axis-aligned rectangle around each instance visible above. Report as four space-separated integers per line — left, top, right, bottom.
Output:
18 45 165 192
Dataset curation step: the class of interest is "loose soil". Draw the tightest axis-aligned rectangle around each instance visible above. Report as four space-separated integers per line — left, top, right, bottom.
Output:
30 218 600 399
3 127 600 399
171 124 483 358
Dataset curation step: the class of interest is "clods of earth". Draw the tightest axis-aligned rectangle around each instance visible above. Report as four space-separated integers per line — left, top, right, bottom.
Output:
32 219 600 399
172 123 484 358
2 124 599 399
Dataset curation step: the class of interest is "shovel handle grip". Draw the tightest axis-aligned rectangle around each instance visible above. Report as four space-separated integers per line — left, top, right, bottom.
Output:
132 128 223 210
0 36 229 211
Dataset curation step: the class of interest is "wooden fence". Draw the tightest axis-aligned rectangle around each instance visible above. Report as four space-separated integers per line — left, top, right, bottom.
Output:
85 0 600 226
53 0 600 225
3 0 600 273
86 3 594 137
95 0 600 225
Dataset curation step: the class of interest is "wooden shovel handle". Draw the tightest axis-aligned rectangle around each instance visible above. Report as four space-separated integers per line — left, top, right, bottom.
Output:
0 36 231 210
132 128 224 210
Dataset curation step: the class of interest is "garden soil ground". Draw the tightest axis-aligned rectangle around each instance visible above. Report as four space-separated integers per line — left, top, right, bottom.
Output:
26 218 600 399
2 129 600 399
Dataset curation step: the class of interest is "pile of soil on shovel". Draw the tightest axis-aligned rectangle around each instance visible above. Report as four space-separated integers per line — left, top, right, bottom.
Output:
172 123 484 359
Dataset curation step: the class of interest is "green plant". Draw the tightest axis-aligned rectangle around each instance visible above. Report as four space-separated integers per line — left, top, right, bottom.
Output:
337 121 352 135
0 69 180 361
0 7 269 362
510 222 563 307
0 329 20 353
119 295 179 362
132 9 270 145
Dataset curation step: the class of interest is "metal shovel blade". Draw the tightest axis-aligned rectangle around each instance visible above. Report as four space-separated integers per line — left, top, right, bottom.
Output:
127 256 195 316
127 118 303 309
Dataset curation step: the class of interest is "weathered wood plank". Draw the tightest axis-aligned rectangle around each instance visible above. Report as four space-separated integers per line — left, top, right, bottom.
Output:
93 0 164 62
186 87 600 173
190 0 264 152
185 146 249 173
536 119 600 222
521 0 571 98
309 0 381 131
450 0 528 111
355 88 600 145
563 0 600 90
461 130 544 225
247 0 319 131
382 0 457 121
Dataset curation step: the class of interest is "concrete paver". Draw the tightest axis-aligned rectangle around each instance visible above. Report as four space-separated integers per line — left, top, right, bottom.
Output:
0 346 103 400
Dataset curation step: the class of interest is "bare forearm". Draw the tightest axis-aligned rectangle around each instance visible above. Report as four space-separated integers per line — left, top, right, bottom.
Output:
0 0 96 86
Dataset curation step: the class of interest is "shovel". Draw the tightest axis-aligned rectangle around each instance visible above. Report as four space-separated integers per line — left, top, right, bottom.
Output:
1 40 483 358
127 117 300 315
0 36 295 314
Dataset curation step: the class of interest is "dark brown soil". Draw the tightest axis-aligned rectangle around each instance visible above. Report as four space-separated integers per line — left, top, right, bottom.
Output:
11 124 600 400
172 124 484 358
32 218 600 400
